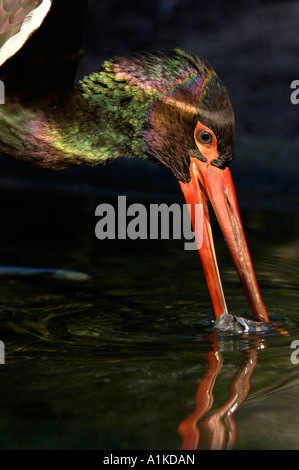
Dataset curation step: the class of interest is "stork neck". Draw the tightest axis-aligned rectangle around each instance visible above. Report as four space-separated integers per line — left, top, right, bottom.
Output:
0 72 148 169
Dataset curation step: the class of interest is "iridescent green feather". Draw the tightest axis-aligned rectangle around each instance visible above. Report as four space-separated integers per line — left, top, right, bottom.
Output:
0 49 220 171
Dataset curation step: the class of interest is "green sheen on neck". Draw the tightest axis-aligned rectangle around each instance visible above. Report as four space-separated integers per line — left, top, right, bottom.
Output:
0 63 155 169
77 59 160 160
0 49 208 170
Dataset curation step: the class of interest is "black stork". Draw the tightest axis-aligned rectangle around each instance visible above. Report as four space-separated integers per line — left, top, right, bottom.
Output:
0 0 269 324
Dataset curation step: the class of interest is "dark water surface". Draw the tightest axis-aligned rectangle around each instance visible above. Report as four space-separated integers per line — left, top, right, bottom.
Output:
0 177 298 450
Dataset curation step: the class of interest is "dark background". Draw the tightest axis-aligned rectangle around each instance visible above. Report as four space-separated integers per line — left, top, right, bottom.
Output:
0 1 298 451
81 0 299 139
1 0 299 211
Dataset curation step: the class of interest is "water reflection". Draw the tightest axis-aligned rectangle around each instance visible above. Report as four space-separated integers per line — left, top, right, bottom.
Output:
0 197 298 449
178 334 265 450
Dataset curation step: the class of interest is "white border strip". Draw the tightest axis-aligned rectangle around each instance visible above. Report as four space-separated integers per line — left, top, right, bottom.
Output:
0 0 52 66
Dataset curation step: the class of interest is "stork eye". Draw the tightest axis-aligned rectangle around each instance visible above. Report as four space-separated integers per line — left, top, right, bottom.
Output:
197 130 212 144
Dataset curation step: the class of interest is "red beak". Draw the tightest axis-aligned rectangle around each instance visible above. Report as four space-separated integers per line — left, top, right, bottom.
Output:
180 157 269 323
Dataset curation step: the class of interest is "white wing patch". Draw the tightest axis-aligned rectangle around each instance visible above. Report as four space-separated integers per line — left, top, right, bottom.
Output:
0 0 52 66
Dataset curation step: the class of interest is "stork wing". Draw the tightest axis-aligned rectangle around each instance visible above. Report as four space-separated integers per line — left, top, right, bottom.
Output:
0 0 52 66
0 0 89 91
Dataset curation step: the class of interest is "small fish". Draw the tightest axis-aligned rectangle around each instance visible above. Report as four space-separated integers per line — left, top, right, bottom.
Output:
214 313 270 334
